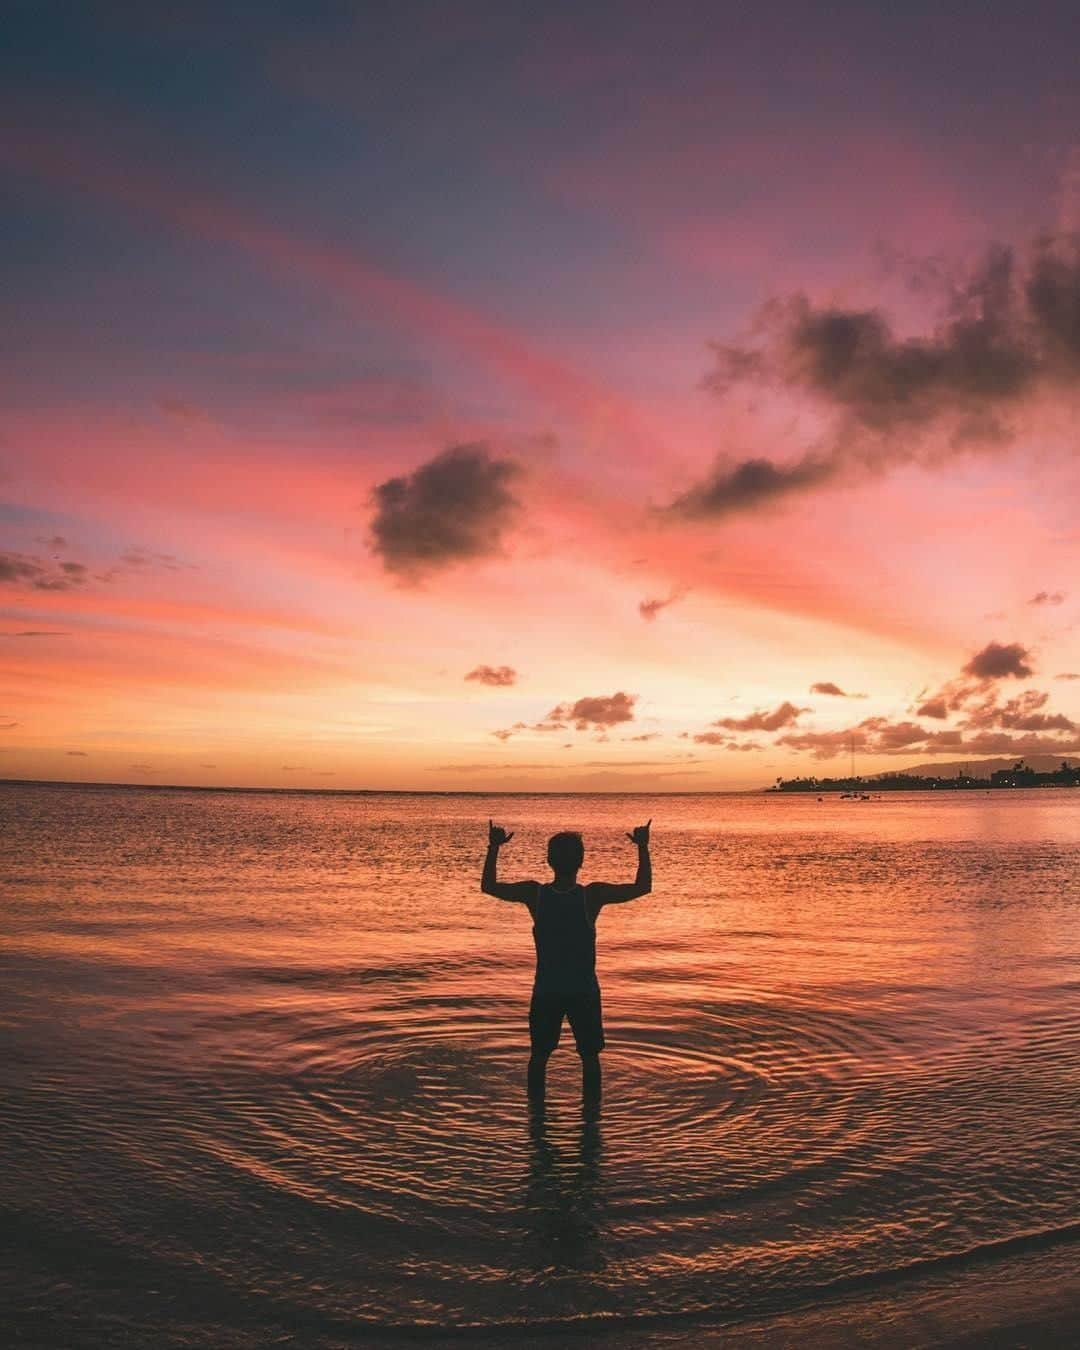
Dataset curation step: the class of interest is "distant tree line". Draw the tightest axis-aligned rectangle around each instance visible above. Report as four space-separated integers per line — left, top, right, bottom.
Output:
770 760 1080 793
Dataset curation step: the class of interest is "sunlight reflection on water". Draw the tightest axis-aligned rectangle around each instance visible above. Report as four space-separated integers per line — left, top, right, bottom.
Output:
2 784 1079 1343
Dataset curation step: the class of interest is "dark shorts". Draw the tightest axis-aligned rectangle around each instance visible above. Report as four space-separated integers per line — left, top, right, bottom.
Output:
529 982 605 1056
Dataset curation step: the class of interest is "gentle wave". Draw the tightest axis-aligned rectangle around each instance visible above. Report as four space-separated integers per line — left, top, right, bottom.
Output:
3 784 1080 1344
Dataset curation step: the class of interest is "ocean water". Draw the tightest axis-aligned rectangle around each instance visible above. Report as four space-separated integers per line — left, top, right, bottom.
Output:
2 782 1079 1346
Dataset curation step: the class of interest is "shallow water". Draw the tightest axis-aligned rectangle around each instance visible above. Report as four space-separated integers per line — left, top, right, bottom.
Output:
2 783 1078 1345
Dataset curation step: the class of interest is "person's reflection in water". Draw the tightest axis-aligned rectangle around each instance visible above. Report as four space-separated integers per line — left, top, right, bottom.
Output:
523 1101 605 1271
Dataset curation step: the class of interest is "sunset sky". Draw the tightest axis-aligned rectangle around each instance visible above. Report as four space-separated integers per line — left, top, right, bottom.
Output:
4 1 1080 791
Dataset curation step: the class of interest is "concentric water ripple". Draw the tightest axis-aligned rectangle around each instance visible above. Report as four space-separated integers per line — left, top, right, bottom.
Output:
3 784 1079 1345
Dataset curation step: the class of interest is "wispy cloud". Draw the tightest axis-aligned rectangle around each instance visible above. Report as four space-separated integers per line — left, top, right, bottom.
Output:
465 664 517 686
662 454 837 519
692 733 765 750
118 548 193 573
0 550 89 591
811 681 866 698
638 589 687 620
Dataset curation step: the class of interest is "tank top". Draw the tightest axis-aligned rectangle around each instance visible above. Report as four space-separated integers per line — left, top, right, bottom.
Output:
531 883 597 993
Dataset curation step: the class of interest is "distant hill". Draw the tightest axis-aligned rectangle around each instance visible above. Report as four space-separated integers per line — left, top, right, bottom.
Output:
884 754 1079 780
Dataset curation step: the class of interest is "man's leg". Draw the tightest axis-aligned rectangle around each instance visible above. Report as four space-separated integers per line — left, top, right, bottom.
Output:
528 991 560 1101
569 984 605 1107
527 1049 551 1101
580 1052 601 1105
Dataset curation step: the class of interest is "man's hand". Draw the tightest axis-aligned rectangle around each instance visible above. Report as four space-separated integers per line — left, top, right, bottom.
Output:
588 820 653 907
482 820 534 904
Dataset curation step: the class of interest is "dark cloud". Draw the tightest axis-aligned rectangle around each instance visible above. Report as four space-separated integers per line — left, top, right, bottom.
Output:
1028 590 1066 606
959 690 1076 734
777 715 1080 761
0 630 71 638
638 589 687 620
695 702 807 745
672 239 1080 519
778 639 1077 764
709 701 809 733
35 535 68 549
625 732 661 741
962 640 1033 681
1056 672 1080 680
465 664 517 686
369 442 521 581
1 720 18 730
708 244 1053 426
663 453 838 519
493 691 638 740
811 681 866 698
548 692 637 730
0 551 89 591
873 720 940 750
915 641 1035 720
66 750 88 756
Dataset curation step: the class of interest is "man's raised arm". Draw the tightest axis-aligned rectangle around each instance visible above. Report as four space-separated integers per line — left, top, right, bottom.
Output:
588 820 652 907
481 820 537 904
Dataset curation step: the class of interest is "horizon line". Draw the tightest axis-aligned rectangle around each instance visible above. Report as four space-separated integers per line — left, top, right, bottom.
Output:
0 776 762 798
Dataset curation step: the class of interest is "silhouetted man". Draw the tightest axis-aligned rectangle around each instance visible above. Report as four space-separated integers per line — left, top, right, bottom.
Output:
481 819 652 1106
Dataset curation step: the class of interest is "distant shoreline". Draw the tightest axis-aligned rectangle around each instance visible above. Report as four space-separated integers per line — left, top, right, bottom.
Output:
772 766 1080 793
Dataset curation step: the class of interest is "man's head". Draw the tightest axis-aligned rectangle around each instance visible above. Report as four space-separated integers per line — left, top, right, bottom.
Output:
547 830 584 875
